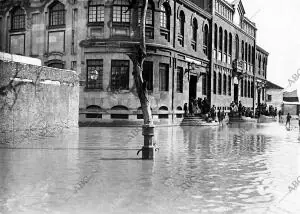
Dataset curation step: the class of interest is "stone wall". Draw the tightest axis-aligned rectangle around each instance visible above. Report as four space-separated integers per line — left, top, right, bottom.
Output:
0 58 79 143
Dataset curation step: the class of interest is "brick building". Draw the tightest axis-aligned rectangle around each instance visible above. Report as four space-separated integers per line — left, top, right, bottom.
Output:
0 0 268 125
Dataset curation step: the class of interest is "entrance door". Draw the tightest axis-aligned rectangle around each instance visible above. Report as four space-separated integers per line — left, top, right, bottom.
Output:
189 75 197 100
234 84 239 104
257 89 261 106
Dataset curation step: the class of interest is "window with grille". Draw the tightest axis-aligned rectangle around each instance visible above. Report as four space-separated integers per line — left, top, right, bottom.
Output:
142 61 153 91
159 63 169 91
49 1 65 27
87 59 103 89
176 67 183 93
113 0 130 24
111 60 129 90
88 0 104 23
203 24 209 55
11 7 25 31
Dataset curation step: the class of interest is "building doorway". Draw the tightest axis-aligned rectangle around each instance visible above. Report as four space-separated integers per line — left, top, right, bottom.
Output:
234 84 239 104
257 89 261 106
189 75 197 101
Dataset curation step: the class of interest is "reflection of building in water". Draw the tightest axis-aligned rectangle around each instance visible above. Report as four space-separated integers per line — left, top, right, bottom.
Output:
0 0 268 125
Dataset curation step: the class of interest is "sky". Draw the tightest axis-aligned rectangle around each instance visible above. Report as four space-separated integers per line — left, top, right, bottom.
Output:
242 0 300 90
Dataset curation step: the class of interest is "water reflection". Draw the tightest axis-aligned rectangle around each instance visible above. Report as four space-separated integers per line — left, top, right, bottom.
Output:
0 123 300 213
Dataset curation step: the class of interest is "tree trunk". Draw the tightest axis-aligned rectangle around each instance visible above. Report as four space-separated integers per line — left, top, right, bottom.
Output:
129 0 155 159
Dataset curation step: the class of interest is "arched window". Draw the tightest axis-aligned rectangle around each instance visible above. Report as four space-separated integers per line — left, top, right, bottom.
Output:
214 24 218 49
113 0 130 24
241 79 244 97
235 35 239 59
219 27 223 53
203 24 209 55
218 72 222 94
248 80 250 97
224 30 228 54
192 18 198 42
178 11 185 46
192 18 198 50
138 0 155 38
49 1 65 27
160 2 171 41
229 33 232 57
88 0 104 23
160 3 170 29
213 71 217 94
179 11 185 36
245 43 248 63
258 55 261 74
241 40 244 61
11 7 25 31
223 74 227 95
244 79 247 97
228 75 231 95
146 0 154 26
248 44 251 65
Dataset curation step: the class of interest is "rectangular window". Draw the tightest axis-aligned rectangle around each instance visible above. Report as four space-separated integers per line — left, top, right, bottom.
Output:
142 61 153 91
88 4 104 23
202 74 207 95
87 59 103 89
113 6 130 23
48 31 65 53
159 63 169 91
10 34 25 55
176 67 183 93
267 94 272 101
111 60 129 90
71 61 77 71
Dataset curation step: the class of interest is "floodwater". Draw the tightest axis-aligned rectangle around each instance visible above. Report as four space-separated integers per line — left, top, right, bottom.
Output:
0 121 300 214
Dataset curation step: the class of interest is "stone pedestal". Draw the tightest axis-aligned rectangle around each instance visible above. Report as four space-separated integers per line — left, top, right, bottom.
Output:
141 124 155 160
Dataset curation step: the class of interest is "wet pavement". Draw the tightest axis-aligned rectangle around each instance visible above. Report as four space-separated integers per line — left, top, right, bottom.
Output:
0 121 300 214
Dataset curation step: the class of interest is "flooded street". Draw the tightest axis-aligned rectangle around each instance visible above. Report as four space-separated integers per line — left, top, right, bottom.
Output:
0 122 300 214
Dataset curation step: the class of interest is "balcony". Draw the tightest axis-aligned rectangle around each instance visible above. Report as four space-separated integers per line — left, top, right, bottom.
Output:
223 53 227 63
227 55 232 64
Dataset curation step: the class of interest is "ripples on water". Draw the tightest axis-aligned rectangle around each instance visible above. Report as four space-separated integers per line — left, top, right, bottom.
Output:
0 121 300 214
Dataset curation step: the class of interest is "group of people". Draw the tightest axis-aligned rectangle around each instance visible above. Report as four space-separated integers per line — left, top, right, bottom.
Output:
183 98 226 123
255 103 278 118
229 101 253 118
184 97 210 117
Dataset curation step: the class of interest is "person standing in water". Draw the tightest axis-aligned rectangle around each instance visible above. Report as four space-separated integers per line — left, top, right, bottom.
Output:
286 113 291 129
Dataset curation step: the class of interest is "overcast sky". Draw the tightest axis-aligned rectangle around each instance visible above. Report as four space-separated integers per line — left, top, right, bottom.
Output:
242 0 300 89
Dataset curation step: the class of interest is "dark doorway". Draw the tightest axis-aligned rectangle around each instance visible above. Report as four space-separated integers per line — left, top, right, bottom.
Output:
189 75 197 100
234 84 239 104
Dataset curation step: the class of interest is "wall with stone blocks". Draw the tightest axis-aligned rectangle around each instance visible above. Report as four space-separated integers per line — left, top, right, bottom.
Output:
0 58 79 143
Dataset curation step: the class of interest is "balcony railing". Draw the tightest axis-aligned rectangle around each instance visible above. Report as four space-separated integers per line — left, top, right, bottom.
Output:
227 55 232 64
223 53 227 63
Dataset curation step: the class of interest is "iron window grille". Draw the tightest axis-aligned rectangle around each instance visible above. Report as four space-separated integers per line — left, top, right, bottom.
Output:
87 59 103 89
111 60 129 90
49 1 65 27
11 7 25 31
88 0 104 24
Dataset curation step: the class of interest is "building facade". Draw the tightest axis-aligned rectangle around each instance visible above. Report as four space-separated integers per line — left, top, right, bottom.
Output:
0 0 268 125
265 81 283 111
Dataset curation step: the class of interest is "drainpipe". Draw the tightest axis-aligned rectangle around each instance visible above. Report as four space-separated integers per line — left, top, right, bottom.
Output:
208 2 215 108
